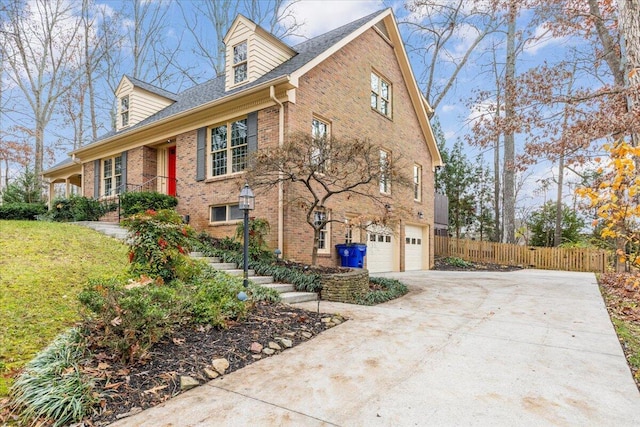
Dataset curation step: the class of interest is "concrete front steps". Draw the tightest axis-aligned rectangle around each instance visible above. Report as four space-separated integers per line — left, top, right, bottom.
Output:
189 252 317 304
74 221 129 240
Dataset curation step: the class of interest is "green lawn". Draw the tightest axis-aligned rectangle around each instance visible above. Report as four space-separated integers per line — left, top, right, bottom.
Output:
0 221 129 396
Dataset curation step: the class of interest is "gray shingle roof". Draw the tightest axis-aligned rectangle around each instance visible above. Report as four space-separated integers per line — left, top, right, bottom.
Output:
80 9 386 149
125 75 178 101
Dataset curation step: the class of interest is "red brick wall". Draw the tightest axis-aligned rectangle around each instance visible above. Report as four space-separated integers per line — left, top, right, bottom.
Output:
83 162 95 198
171 108 281 246
281 27 435 267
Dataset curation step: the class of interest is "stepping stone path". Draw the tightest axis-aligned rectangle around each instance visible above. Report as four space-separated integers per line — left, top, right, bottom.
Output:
74 221 318 304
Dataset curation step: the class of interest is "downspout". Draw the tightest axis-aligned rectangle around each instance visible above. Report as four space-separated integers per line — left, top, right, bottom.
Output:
270 86 285 254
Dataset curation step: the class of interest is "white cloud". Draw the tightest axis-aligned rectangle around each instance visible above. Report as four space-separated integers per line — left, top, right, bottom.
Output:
282 0 384 41
441 104 456 113
466 99 497 127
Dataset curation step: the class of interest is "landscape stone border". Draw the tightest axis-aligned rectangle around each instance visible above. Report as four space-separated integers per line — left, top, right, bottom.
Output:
320 268 369 303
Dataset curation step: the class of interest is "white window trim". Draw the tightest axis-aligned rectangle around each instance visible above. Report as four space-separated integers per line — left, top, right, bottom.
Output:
379 149 391 195
210 204 243 224
102 154 123 197
314 210 331 254
371 71 392 118
208 117 248 178
311 116 330 173
120 95 129 127
413 164 422 201
232 41 248 85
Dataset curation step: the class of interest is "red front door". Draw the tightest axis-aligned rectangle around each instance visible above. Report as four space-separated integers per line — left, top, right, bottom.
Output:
168 147 176 196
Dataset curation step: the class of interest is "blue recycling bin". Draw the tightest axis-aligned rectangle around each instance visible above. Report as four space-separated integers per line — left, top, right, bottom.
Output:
335 244 367 268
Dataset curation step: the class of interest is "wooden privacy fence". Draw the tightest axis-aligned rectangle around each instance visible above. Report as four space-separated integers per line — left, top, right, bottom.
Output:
435 237 608 273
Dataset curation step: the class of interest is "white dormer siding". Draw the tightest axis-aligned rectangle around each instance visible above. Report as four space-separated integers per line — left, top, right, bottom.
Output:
223 15 296 91
114 76 175 131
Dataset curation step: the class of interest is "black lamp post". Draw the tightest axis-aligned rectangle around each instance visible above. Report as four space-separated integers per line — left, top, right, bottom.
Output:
238 183 255 288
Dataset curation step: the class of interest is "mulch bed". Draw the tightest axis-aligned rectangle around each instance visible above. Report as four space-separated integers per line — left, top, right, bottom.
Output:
83 302 340 426
433 256 522 272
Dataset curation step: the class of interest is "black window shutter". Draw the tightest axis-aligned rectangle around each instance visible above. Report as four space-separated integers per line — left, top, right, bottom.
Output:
94 159 100 198
120 151 127 193
247 111 258 153
196 127 206 181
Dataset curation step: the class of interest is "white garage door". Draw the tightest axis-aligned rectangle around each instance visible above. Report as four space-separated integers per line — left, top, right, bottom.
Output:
366 226 394 273
405 225 424 271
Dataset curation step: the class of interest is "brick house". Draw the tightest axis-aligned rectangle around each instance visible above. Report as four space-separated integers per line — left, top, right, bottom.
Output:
43 9 442 273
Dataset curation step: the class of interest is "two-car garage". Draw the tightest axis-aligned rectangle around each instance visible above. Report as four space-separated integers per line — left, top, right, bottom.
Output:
364 224 426 273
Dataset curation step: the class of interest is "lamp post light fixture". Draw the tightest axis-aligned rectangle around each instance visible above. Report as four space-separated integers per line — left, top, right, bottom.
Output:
238 183 255 289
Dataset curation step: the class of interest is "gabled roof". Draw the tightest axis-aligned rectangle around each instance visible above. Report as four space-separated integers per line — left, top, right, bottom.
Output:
223 14 296 57
124 75 179 101
69 8 441 167
72 10 385 153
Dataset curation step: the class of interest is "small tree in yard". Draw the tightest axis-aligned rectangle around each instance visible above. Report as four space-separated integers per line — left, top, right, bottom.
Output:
248 132 412 265
578 140 640 271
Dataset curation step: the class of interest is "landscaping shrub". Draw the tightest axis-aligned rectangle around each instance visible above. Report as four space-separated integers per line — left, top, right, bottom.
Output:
444 256 473 268
0 202 46 220
46 195 110 221
122 209 195 283
78 276 188 363
10 328 96 427
194 233 322 292
188 272 249 326
119 191 177 217
357 277 408 305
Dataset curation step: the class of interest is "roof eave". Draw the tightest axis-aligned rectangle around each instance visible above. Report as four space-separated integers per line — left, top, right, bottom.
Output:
71 75 294 157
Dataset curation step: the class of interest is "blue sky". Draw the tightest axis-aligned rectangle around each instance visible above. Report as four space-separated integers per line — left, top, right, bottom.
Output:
2 0 601 212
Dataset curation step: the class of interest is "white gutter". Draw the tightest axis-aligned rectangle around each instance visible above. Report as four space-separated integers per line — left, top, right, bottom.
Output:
270 85 285 255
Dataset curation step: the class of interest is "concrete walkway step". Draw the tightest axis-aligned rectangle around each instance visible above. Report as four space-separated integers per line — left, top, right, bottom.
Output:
74 221 128 241
188 252 316 304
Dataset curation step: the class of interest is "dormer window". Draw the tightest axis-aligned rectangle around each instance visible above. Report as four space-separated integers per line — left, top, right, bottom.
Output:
233 41 248 84
120 95 129 127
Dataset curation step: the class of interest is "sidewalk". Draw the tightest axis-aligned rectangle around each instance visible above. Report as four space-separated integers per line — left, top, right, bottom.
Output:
111 269 640 426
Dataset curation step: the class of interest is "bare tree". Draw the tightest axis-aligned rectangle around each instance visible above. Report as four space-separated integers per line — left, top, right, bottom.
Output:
401 0 502 111
617 0 640 146
0 0 82 186
248 133 412 265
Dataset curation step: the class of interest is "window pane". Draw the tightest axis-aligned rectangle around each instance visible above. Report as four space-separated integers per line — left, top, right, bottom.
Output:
232 145 247 172
104 159 112 178
104 177 112 195
381 81 389 99
371 92 378 109
211 152 227 176
378 235 384 242
371 73 378 92
231 119 247 147
121 111 128 127
233 42 247 64
406 237 410 244
234 63 247 83
369 234 376 242
312 118 327 139
115 175 122 193
386 236 391 243
211 125 227 151
114 156 122 175
121 96 129 111
212 206 226 222
229 204 242 220
380 100 389 115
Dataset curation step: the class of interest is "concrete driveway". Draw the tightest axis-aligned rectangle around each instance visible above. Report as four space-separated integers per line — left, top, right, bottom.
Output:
112 269 640 426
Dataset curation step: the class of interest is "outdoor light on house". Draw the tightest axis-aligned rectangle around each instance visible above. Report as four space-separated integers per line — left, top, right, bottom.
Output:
239 183 254 290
